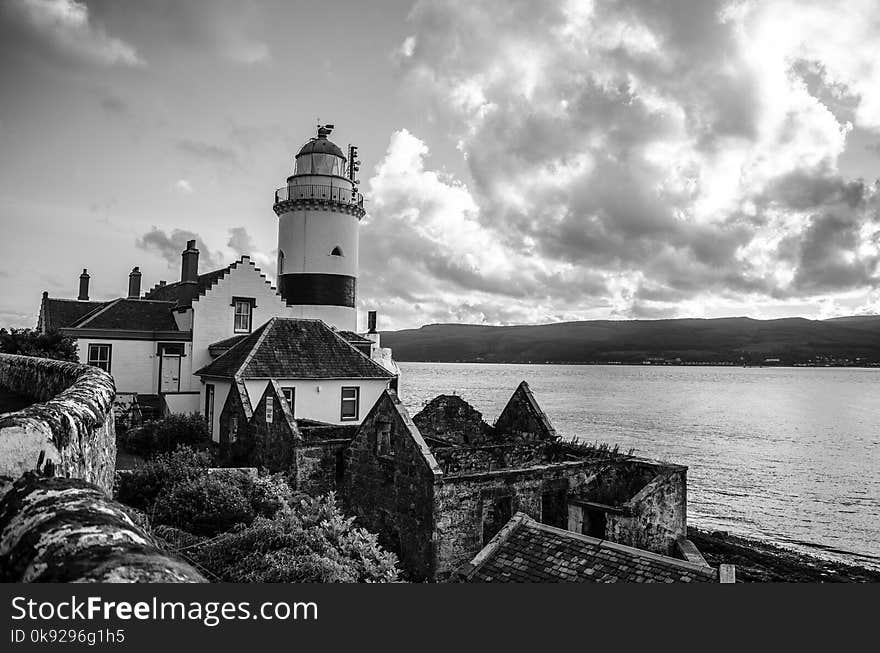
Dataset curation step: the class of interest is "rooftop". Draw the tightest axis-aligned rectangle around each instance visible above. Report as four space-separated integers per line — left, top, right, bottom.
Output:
38 297 106 332
68 298 179 331
459 513 718 583
197 317 394 380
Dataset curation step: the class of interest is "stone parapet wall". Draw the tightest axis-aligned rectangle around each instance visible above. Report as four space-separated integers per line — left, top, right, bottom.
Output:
0 353 116 493
0 473 206 582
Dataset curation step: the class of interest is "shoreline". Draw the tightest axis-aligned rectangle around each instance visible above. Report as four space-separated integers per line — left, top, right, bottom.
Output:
687 527 880 582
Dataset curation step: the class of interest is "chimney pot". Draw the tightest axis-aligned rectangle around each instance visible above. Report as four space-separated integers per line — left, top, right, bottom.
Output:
128 266 142 299
78 269 90 301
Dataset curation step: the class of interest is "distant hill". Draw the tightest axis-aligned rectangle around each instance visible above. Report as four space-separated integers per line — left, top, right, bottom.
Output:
381 316 880 364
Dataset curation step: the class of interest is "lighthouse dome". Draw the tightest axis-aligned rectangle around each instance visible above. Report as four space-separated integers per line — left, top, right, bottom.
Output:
293 125 347 177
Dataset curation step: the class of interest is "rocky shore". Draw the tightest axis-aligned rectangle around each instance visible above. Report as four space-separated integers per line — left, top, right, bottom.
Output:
688 527 880 583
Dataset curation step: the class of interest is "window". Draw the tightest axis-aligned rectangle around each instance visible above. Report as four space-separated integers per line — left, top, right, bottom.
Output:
377 419 393 457
278 249 285 274
330 245 343 257
87 344 111 372
340 386 360 421
205 384 215 436
233 299 253 333
230 416 238 442
282 387 295 414
266 396 274 423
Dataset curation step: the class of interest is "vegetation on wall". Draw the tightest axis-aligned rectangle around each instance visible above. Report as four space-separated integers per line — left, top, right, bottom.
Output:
0 328 78 362
116 446 400 583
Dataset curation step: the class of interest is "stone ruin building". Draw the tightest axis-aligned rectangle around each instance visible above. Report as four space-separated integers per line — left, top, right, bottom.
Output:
0 349 727 583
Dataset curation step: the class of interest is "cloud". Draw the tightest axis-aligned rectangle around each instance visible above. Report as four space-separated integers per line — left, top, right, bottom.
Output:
173 179 193 193
136 228 220 271
227 227 255 256
3 0 143 66
377 0 880 323
98 92 127 115
176 139 238 163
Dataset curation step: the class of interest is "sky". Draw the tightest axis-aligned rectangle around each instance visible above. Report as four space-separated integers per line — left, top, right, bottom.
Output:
1 0 880 331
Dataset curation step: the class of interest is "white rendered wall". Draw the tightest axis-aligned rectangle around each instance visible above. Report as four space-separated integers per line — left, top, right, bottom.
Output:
244 378 389 425
189 258 291 389
75 338 157 394
198 380 231 442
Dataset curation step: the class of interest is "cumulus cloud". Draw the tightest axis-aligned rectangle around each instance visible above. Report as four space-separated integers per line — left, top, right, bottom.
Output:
376 0 880 324
2 0 143 66
136 228 221 271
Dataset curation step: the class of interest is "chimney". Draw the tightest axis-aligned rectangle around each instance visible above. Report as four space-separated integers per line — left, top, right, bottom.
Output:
367 310 377 334
128 266 142 298
78 269 90 300
181 239 199 283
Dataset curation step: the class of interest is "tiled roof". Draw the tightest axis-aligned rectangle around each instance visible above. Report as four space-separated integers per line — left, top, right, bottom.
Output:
208 334 247 357
459 514 717 583
196 317 394 380
339 331 372 344
68 298 179 331
39 298 106 332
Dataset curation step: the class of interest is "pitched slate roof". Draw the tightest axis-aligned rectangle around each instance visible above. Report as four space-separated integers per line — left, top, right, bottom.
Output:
208 334 248 357
459 514 717 583
68 298 179 331
39 298 106 332
339 331 371 344
196 317 394 380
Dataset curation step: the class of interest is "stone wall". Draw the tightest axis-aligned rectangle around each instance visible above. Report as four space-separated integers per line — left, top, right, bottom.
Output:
433 461 605 580
493 381 557 441
0 473 205 582
604 466 687 556
413 395 493 446
293 440 350 496
346 392 441 581
0 353 116 494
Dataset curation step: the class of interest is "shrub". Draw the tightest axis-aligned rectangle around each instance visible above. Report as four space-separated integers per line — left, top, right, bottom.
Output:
190 493 400 583
153 475 255 536
121 413 213 459
0 328 78 361
115 445 210 511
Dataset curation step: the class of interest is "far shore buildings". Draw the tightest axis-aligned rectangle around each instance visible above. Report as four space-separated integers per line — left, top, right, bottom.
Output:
36 125 397 435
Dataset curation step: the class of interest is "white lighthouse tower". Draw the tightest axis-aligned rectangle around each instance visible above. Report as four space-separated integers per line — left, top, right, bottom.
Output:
273 124 363 331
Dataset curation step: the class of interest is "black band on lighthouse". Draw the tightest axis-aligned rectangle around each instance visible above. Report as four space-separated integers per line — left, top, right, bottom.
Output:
279 273 356 307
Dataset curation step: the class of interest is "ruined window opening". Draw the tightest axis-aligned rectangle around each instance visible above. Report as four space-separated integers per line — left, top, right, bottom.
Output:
482 496 512 546
541 489 568 529
583 507 607 539
377 420 394 457
330 245 343 257
87 344 111 372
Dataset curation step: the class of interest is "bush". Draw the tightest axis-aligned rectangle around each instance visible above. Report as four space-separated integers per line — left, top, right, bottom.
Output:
0 328 78 361
190 493 400 583
154 475 255 536
115 445 210 511
121 413 213 459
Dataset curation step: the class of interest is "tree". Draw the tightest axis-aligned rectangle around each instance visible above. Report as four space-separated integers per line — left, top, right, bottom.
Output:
0 328 78 362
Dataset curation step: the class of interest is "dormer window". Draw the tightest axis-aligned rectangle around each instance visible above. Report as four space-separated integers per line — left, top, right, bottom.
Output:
330 246 343 257
231 297 256 333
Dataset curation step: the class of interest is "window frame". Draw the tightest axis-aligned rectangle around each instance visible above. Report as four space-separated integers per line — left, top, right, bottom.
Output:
340 386 360 421
281 387 295 415
265 396 274 424
231 297 256 333
205 384 215 436
87 343 112 373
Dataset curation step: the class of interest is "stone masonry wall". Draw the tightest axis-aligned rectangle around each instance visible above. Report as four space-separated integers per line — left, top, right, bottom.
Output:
413 395 493 446
493 381 557 442
605 467 688 556
0 473 205 582
0 353 116 494
433 461 605 580
346 393 440 581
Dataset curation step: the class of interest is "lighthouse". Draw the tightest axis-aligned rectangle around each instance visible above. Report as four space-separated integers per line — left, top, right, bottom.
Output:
273 124 363 331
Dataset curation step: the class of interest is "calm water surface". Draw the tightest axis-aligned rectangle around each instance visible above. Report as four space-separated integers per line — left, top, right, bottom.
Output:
398 362 880 570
